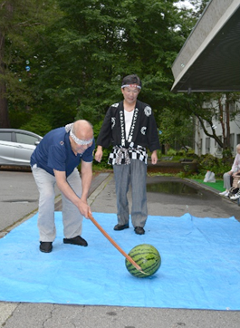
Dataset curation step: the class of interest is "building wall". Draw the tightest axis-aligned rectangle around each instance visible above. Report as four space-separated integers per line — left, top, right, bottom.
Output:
194 113 240 157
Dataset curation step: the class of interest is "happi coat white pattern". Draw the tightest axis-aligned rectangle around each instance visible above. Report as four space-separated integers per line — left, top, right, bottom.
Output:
97 100 160 165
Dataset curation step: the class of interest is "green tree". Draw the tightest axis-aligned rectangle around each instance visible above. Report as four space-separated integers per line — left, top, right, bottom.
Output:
29 0 194 129
0 0 61 131
1 0 198 140
159 107 194 152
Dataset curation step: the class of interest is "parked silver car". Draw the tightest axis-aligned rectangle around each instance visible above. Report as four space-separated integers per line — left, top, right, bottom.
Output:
0 128 42 167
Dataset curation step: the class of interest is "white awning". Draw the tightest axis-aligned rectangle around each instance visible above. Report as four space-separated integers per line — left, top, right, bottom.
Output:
171 0 240 93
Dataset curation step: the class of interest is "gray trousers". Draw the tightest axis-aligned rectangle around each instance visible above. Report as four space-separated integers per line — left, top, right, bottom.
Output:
113 159 148 228
223 172 232 190
32 166 83 242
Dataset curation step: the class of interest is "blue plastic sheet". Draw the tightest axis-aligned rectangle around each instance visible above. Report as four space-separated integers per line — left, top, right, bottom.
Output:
0 212 240 310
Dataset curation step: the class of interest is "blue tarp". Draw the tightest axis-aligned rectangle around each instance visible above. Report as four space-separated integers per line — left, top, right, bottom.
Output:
0 212 240 310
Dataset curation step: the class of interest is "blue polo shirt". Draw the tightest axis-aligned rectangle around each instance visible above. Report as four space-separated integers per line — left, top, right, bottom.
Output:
31 127 95 177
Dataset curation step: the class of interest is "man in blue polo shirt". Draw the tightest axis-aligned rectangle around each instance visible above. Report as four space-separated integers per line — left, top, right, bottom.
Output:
31 120 95 253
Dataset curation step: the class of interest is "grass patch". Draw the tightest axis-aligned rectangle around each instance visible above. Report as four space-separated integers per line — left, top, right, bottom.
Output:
192 179 224 192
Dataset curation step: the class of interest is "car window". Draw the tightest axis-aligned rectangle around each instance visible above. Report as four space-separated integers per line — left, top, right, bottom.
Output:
0 132 12 141
15 133 39 145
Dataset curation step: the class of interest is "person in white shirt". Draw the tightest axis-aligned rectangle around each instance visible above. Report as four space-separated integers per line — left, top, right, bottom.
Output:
219 144 240 197
95 74 160 235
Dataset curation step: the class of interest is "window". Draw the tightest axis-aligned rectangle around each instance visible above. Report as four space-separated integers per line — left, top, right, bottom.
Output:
229 102 235 114
237 134 240 145
230 133 235 151
205 137 210 153
216 135 222 150
0 132 11 141
15 133 38 146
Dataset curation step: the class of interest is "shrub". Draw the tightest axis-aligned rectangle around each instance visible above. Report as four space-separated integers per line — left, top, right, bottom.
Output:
199 154 232 178
20 114 52 136
167 148 176 156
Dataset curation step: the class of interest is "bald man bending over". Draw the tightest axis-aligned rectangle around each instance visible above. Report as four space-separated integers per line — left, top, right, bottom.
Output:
31 120 95 253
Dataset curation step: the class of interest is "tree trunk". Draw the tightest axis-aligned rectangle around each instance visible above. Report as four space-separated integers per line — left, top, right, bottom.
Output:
225 93 231 149
0 31 10 127
0 85 9 128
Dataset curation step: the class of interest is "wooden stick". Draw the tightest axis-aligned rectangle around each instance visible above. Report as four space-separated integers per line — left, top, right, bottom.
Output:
88 213 145 274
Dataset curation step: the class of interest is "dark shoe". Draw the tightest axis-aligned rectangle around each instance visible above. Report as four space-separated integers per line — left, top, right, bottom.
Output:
134 226 145 235
114 223 129 231
40 242 53 253
63 236 88 247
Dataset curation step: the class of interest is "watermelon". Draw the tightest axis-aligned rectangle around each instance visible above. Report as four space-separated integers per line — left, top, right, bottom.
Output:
125 244 161 278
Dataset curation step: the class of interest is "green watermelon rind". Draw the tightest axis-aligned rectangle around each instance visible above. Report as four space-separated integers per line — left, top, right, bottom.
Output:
125 244 161 278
